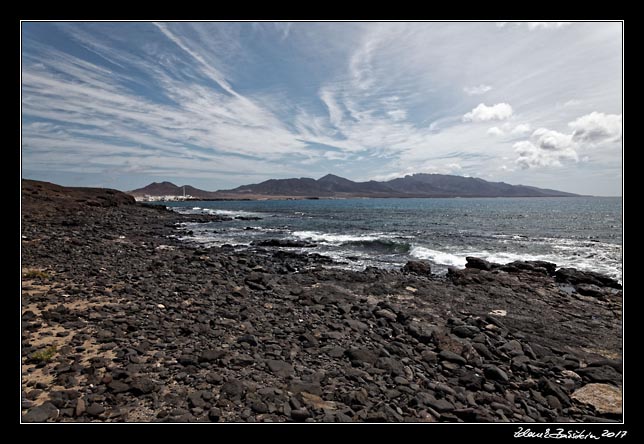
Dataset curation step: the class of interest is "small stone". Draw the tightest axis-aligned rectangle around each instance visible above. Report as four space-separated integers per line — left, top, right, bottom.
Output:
247 400 266 415
291 408 310 421
326 347 345 358
289 380 322 396
540 377 571 405
199 349 227 363
546 395 562 410
484 365 509 382
561 370 582 381
237 334 258 346
299 333 319 348
500 340 524 357
86 403 105 417
374 309 397 322
439 350 466 365
418 393 454 412
221 379 244 399
178 355 199 366
421 350 438 363
188 392 207 408
452 325 479 338
208 407 222 422
346 348 378 365
75 398 86 417
394 376 409 385
266 359 293 378
300 392 337 411
108 380 130 393
171 408 190 417
206 372 223 384
157 304 165 309
26 389 43 400
489 309 507 317
130 377 158 395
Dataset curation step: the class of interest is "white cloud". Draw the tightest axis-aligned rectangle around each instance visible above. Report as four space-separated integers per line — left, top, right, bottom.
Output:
319 87 345 128
21 22 623 195
323 151 349 161
463 103 513 122
463 84 492 95
487 126 504 136
514 139 578 169
563 99 581 107
387 109 407 121
513 111 621 170
511 123 531 135
527 22 571 31
370 161 464 181
531 128 574 151
514 127 578 169
495 22 572 31
152 22 237 97
568 112 622 144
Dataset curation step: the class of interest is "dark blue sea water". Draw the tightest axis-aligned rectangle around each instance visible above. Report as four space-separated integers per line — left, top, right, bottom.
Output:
163 197 622 282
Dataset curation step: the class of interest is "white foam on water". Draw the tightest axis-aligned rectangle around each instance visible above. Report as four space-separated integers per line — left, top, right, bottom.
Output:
292 231 383 244
206 209 264 218
411 243 622 283
169 206 264 218
410 247 467 267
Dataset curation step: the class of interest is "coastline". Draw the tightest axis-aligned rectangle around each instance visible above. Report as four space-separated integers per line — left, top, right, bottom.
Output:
132 194 593 202
21 180 623 422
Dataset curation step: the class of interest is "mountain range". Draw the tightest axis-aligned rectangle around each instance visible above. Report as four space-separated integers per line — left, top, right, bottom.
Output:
128 173 578 199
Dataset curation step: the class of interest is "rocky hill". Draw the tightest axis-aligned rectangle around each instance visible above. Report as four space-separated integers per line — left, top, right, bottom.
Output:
130 174 579 199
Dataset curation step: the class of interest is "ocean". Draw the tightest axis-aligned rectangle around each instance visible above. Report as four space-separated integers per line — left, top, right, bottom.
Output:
162 197 623 282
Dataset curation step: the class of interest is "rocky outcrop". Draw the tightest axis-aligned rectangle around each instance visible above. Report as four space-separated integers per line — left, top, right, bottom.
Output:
402 260 432 275
555 267 622 289
21 181 622 423
251 239 316 248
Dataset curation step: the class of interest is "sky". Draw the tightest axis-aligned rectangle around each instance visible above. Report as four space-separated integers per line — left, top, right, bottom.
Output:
21 22 622 195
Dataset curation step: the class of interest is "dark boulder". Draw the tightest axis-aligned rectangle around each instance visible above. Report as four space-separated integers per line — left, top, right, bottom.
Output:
266 359 294 378
576 365 622 384
346 348 379 365
502 260 556 276
465 257 493 271
555 268 621 289
130 377 158 395
439 350 467 365
484 364 509 382
22 402 59 422
402 260 431 275
252 239 316 248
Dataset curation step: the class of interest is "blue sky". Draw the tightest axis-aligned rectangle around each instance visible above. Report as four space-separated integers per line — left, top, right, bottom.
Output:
21 22 622 195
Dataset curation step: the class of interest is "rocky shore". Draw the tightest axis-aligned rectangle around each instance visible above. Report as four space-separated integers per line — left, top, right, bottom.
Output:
21 180 623 423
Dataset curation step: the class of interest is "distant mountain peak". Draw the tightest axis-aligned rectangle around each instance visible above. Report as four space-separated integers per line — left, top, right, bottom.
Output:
318 173 347 181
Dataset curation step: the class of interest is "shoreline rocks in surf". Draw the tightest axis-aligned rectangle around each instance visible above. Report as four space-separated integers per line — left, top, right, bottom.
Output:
164 203 622 283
